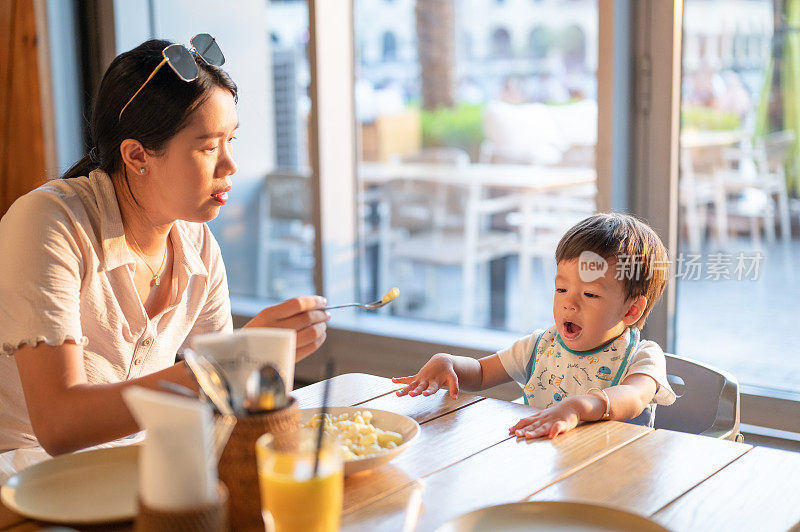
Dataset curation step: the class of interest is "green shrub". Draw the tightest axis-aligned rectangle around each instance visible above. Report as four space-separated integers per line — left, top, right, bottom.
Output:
420 104 485 160
681 106 741 131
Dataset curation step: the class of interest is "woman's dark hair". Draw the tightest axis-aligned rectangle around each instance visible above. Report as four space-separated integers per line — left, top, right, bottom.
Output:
61 38 237 181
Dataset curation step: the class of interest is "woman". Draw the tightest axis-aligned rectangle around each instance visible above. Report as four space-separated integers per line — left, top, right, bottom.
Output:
0 37 329 458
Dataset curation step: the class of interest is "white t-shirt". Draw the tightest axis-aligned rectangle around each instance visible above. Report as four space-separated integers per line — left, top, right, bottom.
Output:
0 170 233 452
498 326 676 418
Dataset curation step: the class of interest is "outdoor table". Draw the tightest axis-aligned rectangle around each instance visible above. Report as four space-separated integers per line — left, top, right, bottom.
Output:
359 162 597 326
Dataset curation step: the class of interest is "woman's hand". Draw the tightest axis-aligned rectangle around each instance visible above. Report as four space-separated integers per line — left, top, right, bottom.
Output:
508 400 581 440
392 353 460 399
244 296 330 361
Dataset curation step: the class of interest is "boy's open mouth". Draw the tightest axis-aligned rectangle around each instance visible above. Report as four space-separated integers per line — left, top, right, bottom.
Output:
562 321 583 340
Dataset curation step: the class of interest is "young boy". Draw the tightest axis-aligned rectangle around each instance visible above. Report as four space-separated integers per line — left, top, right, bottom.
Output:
393 213 676 439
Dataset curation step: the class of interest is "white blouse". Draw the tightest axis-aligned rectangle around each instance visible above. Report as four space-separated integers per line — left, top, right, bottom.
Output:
0 170 233 452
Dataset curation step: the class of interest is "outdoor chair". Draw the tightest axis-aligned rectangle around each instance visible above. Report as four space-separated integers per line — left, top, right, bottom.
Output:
722 130 794 246
679 143 730 252
257 169 314 299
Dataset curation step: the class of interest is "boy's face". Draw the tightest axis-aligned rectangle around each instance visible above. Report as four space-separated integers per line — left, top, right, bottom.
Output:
552 258 645 352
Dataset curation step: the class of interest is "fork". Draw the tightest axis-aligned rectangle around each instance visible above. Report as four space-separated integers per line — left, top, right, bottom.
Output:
213 414 237 463
323 299 392 311
323 287 399 311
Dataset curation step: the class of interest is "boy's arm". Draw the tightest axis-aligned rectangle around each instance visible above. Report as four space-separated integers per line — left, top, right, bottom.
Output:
393 353 512 398
510 374 657 440
604 374 658 420
569 374 657 422
449 353 512 391
476 354 513 390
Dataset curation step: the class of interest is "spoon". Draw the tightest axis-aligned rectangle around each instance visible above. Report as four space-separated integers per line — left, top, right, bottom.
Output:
323 287 400 311
183 348 236 416
158 380 197 398
244 363 287 412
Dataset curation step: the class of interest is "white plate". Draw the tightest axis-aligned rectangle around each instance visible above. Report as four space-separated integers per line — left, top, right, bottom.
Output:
1 446 139 524
299 406 420 476
435 501 669 532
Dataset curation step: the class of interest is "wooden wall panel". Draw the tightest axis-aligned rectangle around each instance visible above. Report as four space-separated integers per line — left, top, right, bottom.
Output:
0 0 13 188
0 0 49 218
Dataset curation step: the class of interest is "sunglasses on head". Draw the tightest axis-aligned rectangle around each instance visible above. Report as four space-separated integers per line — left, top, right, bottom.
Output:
118 33 225 121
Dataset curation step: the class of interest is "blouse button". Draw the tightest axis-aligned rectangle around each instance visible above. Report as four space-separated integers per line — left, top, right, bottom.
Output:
134 358 143 365
142 338 152 347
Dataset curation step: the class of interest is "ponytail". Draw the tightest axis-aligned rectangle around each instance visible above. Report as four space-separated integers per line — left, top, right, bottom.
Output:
60 151 100 180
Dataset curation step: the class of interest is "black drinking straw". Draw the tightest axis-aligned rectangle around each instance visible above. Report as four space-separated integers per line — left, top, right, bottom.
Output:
313 357 335 477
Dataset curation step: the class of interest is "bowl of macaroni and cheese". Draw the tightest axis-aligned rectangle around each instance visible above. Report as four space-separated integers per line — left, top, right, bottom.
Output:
300 407 420 475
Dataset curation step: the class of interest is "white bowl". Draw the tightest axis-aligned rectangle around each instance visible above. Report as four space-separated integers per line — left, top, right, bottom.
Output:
299 406 420 476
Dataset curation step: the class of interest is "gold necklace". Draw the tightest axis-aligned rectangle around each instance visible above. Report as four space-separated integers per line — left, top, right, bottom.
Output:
126 230 168 286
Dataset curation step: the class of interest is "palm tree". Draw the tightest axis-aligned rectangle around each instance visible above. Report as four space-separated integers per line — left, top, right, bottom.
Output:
415 0 455 110
767 0 786 132
756 0 800 195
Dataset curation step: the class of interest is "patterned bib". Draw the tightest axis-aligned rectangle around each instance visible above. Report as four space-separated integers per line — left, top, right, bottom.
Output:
522 326 639 410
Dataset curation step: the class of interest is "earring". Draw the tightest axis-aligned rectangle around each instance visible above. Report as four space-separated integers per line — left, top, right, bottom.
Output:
139 168 146 175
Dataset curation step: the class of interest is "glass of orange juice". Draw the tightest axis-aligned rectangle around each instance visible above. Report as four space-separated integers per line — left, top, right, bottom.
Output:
256 430 344 532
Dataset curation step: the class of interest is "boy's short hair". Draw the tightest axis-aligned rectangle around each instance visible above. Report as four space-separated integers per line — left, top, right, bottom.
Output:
555 213 669 328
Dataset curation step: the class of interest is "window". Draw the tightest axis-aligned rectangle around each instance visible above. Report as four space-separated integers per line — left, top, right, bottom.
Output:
678 0 799 395
732 30 745 66
528 26 552 60
462 33 473 61
560 25 586 69
353 1 598 331
490 28 512 58
382 32 397 62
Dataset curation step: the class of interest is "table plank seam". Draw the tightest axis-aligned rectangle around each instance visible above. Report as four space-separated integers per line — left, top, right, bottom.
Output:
349 386 407 407
413 396 488 426
523 426 654 501
647 445 755 519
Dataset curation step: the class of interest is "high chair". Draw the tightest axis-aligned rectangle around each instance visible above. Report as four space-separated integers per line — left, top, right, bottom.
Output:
655 353 743 442
510 353 743 442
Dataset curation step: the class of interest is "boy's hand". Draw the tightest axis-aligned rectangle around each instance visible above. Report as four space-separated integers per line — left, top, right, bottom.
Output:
392 353 460 399
508 401 581 440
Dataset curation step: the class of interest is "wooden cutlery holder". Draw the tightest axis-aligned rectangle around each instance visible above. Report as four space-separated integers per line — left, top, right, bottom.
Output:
217 397 300 531
135 482 228 532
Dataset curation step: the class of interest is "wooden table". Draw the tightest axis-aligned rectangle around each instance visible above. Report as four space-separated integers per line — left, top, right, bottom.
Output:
4 373 800 531
300 374 800 532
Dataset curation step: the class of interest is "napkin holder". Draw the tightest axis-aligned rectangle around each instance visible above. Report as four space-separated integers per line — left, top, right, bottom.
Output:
135 482 228 532
218 396 300 531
